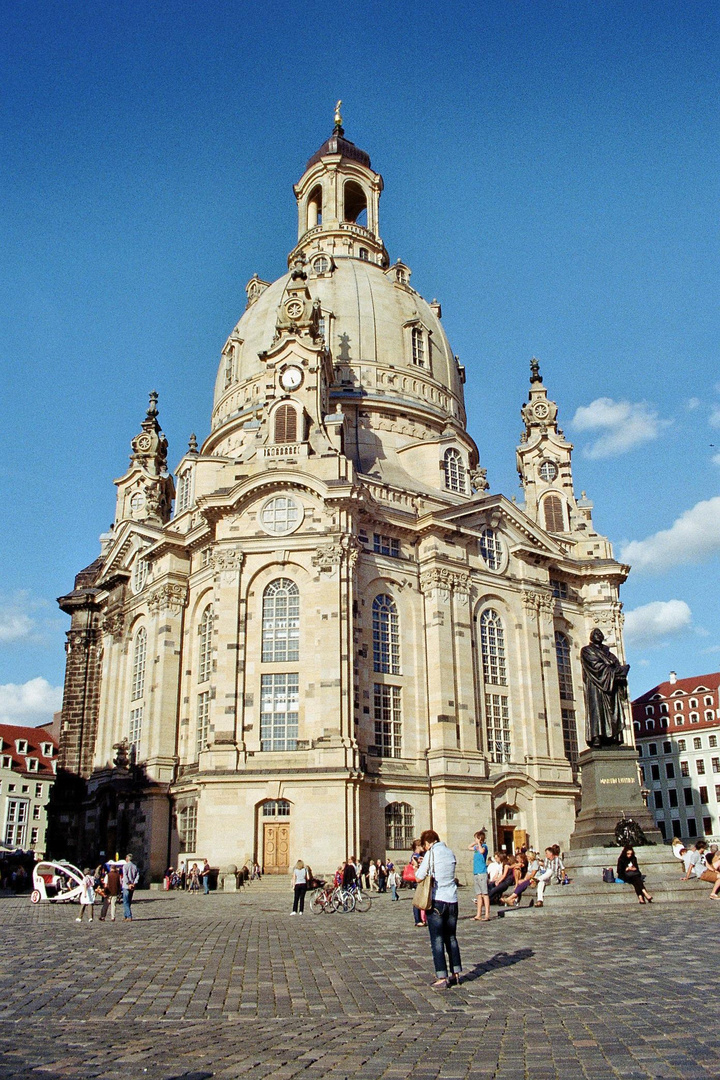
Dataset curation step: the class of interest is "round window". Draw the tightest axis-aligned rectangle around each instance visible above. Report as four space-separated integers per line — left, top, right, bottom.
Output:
312 255 330 274
260 495 303 536
539 460 558 482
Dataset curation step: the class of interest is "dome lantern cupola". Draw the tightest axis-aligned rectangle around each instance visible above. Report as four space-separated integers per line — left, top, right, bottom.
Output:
291 103 388 268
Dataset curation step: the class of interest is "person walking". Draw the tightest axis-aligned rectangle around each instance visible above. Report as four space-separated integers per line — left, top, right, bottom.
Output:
291 859 309 915
616 846 653 904
415 829 462 990
468 830 490 921
121 853 139 920
201 859 211 895
388 865 400 901
99 864 121 921
75 869 95 922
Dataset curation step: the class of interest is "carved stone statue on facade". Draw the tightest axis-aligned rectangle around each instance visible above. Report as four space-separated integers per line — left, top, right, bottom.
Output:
581 627 629 748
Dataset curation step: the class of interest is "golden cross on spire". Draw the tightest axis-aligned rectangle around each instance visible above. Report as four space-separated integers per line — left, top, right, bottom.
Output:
334 99 343 128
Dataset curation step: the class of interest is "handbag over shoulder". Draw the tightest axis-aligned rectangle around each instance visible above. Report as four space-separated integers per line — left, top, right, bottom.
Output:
412 847 434 910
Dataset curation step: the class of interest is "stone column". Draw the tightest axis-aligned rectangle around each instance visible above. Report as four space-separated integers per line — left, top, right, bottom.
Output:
420 567 460 752
209 545 245 764
146 582 186 773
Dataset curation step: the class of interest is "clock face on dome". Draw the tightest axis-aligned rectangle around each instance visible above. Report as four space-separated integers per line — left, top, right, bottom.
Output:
285 298 304 321
280 366 303 391
533 401 549 420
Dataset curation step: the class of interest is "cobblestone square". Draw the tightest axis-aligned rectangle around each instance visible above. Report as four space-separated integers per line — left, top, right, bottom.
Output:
0 885 717 1080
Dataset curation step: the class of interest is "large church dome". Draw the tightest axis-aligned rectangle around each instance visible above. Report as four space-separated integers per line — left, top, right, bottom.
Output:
208 119 469 466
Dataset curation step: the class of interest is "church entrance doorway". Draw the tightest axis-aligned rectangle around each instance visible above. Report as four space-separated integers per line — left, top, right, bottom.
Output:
260 799 291 874
496 804 518 855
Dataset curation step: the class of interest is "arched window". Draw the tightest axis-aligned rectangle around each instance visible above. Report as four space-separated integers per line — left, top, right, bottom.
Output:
307 185 322 228
132 555 147 594
223 349 234 389
411 327 425 367
479 609 507 685
198 605 213 683
674 700 683 711
479 528 502 570
633 721 641 732
274 404 298 444
444 448 466 493
385 802 414 850
478 609 510 765
262 579 299 663
176 470 192 515
344 180 367 225
555 631 574 700
131 628 146 701
372 594 400 674
262 799 290 817
543 494 565 532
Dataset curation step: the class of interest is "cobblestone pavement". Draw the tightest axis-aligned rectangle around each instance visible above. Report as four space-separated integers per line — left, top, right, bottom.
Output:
0 884 718 1080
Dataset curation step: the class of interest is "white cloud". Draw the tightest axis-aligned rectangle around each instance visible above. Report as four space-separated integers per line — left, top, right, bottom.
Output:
686 397 701 410
0 592 63 646
624 600 692 646
710 406 720 429
620 496 720 572
571 397 670 459
712 451 720 466
0 678 63 726
0 610 35 643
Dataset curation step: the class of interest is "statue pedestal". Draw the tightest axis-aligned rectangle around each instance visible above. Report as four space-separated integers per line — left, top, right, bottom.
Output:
569 747 663 850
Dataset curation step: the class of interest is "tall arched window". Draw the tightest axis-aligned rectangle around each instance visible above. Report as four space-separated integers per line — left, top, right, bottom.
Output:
411 327 425 367
262 579 300 663
478 609 510 764
479 609 507 685
372 594 400 674
479 528 502 570
543 494 565 532
555 631 574 700
307 185 322 228
444 448 466 493
176 470 192 514
385 802 414 850
274 404 298 444
131 628 147 701
198 605 213 683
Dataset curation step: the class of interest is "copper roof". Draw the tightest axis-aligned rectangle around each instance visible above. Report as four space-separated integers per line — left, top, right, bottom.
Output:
306 128 371 171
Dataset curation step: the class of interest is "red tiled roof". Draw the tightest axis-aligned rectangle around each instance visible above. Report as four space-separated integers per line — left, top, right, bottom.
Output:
0 723 58 777
632 672 720 704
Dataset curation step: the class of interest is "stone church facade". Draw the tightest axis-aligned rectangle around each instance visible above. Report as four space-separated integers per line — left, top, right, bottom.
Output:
55 120 631 879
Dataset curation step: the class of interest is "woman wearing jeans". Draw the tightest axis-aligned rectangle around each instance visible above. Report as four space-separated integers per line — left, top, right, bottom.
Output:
415 829 462 989
290 860 309 915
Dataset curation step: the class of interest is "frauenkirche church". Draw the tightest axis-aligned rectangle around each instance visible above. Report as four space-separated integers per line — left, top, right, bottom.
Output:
55 112 631 879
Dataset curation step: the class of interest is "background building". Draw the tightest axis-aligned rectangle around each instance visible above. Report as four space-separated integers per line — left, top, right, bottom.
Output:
0 724 57 856
54 121 632 879
633 671 720 843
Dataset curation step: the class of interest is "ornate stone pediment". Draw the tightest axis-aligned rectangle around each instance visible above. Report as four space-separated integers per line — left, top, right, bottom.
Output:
212 547 245 573
101 611 125 640
148 583 187 614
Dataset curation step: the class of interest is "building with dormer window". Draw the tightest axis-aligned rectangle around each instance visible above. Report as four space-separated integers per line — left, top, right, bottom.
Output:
633 671 720 843
0 724 57 856
54 114 632 879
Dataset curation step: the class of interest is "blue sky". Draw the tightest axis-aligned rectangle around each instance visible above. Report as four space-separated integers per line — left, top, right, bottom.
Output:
1 1 719 724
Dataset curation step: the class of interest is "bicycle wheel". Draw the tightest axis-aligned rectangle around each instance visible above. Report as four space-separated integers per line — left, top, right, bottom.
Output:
354 889 372 912
332 888 355 912
309 889 326 914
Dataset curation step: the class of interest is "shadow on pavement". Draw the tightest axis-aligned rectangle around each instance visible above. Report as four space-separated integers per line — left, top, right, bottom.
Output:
461 947 534 984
